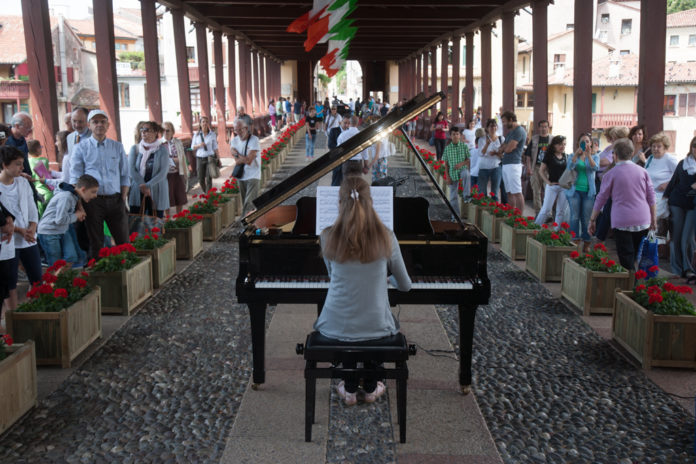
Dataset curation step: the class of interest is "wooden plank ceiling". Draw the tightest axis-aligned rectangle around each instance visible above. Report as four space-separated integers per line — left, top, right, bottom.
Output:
176 0 519 61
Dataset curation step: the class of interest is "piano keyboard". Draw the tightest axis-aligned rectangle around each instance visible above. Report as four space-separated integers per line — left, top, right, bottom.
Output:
253 276 473 290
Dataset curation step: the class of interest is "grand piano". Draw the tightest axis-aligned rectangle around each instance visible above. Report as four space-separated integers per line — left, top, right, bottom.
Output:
236 92 490 393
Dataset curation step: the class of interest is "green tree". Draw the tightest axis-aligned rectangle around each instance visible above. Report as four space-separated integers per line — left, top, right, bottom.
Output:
668 0 696 13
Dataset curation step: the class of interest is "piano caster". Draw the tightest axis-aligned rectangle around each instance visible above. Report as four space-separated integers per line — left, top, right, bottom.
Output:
252 383 260 390
460 384 471 395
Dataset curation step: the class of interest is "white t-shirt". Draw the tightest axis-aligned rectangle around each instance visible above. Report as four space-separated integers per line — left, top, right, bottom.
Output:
337 126 368 161
476 136 502 170
0 180 32 248
230 135 261 180
470 147 480 177
324 112 342 130
647 154 678 193
462 129 476 150
194 130 218 158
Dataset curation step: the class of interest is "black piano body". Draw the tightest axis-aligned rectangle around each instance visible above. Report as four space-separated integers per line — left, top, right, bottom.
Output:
235 92 490 393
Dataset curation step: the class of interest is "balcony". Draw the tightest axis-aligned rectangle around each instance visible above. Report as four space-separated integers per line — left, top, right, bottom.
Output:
592 113 638 129
0 80 30 100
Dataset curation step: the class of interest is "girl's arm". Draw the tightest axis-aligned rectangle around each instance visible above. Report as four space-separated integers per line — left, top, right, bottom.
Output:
387 234 412 291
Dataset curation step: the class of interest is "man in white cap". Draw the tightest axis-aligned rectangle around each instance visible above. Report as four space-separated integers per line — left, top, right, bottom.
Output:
70 110 130 259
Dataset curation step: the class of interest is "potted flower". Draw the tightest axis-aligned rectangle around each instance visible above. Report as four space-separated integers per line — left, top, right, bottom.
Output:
6 261 101 368
481 202 517 244
163 210 204 260
561 243 631 316
467 186 497 228
88 244 153 315
525 224 578 282
206 189 236 227
0 334 37 435
221 177 242 217
192 197 222 241
500 214 542 260
131 229 176 289
613 269 696 369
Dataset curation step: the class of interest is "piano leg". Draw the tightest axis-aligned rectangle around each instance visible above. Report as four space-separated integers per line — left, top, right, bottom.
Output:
248 303 267 389
458 304 477 395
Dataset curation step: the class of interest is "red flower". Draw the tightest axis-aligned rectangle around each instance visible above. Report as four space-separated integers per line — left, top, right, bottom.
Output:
663 282 676 292
151 227 160 233
37 283 53 295
521 221 528 227
490 192 495 197
98 247 111 258
121 259 126 264
81 271 89 277
634 270 648 280
560 222 570 229
570 231 576 237
152 234 159 240
542 224 549 229
527 216 535 220
649 265 660 273
72 278 87 288
635 284 646 292
53 259 67 270
593 243 607 251
648 293 663 304
129 232 139 242
42 272 58 284
87 258 96 268
570 251 580 259
678 286 693 294
647 285 661 295
606 260 616 267
53 288 68 298
552 222 558 227
144 235 151 240
2 334 13 346
551 233 559 240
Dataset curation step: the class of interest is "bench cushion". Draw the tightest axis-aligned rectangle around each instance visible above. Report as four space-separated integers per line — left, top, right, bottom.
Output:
303 331 410 362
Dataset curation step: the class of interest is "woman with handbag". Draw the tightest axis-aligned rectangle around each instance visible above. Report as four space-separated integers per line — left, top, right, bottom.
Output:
644 132 677 237
663 136 696 281
128 121 170 218
162 121 189 215
192 116 218 194
589 138 656 271
564 133 600 252
535 135 569 228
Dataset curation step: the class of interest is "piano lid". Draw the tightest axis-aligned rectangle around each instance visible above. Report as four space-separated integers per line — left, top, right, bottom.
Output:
241 92 445 227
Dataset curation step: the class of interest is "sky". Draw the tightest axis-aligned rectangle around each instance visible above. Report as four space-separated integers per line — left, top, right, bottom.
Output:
5 0 142 19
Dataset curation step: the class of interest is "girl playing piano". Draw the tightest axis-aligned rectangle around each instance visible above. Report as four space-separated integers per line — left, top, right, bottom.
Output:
314 176 412 405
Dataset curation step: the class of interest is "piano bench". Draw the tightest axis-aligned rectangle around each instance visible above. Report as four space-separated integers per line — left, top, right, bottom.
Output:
295 331 417 443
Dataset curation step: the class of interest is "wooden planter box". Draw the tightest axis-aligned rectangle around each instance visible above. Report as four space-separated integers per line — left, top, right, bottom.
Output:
136 239 177 289
6 289 102 368
500 223 536 260
561 258 632 316
201 208 223 241
164 221 203 260
459 201 468 221
221 193 241 219
481 210 505 244
613 291 696 369
0 341 37 435
219 199 236 228
525 238 577 282
89 257 153 315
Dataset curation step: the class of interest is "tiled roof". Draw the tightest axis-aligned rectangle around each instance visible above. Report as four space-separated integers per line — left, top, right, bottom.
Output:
667 8 696 28
666 60 696 83
68 16 141 40
0 16 26 64
518 29 614 53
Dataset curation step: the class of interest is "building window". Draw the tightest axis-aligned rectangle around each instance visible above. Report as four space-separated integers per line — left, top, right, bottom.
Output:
566 23 574 30
516 92 525 107
599 30 608 41
527 92 534 108
679 94 687 116
522 56 527 75
190 87 200 111
621 19 632 35
620 50 630 56
689 34 696 46
687 93 696 116
670 35 680 46
663 94 676 115
186 46 196 63
601 14 610 24
118 82 130 108
553 54 566 71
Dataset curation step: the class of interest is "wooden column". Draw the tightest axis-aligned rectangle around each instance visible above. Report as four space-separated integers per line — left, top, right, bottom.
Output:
239 42 253 115
502 11 516 114
226 35 237 120
480 24 492 123
573 0 593 143
20 0 58 162
213 31 228 153
430 46 437 114
421 51 427 95
532 0 549 128
638 0 667 135
451 36 461 124
172 9 192 137
441 39 448 118
195 23 211 120
412 57 418 98
141 0 162 122
414 56 421 98
465 32 474 124
251 49 259 115
262 55 268 112
92 0 121 140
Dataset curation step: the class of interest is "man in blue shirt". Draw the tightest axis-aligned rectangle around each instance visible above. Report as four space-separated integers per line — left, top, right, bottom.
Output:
70 109 130 259
496 111 527 213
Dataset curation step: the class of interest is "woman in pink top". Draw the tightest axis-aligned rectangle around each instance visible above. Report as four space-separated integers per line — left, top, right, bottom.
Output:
589 138 656 271
430 112 449 161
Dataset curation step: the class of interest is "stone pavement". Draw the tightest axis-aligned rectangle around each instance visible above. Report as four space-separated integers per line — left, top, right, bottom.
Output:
0 129 694 463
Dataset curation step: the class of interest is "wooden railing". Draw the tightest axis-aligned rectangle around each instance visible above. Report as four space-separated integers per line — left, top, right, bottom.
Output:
592 113 638 129
0 80 30 99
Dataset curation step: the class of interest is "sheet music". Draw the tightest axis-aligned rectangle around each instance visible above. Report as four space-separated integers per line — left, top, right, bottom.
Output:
316 186 393 235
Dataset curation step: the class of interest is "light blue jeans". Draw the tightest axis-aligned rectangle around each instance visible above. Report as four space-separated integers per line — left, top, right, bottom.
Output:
477 166 501 198
567 190 594 241
305 133 315 158
38 230 82 267
670 205 696 276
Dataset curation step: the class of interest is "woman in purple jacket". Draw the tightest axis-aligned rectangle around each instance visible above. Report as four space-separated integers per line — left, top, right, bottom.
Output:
589 138 656 271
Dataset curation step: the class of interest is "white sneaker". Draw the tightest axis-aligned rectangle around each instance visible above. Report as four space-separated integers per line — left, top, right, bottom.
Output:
364 381 386 403
336 381 357 406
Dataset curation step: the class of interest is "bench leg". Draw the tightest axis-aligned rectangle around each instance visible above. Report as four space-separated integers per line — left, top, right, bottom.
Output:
397 377 407 443
305 363 317 442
